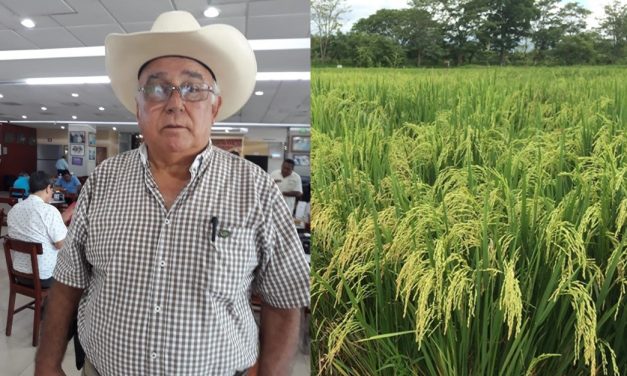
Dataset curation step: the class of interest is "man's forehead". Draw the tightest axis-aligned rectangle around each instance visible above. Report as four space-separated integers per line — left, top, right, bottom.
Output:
143 70 206 82
138 56 215 81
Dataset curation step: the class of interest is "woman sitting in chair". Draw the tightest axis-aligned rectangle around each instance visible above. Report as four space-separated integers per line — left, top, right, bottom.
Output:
7 171 74 288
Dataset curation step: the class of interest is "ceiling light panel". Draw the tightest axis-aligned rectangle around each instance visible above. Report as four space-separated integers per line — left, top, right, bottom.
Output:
19 73 307 85
21 18 35 28
24 76 111 85
204 6 220 18
0 39 308 61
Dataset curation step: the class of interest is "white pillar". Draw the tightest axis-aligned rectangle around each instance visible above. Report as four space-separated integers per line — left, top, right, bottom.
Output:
67 123 97 177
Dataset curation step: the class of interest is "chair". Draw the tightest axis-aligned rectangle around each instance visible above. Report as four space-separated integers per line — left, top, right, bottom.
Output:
0 197 18 207
8 187 26 199
3 237 49 346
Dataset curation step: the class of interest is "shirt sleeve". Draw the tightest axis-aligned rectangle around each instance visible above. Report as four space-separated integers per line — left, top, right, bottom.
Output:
252 176 309 308
53 176 92 289
45 207 67 244
294 174 303 193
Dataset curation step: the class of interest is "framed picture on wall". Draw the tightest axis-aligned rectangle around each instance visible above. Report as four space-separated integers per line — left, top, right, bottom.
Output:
88 133 96 146
72 156 83 166
292 154 310 166
70 143 84 156
291 136 310 152
16 133 26 144
70 131 85 144
4 132 15 143
88 147 96 160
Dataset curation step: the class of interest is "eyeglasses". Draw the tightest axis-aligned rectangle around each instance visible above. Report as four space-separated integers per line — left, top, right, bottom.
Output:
138 82 218 103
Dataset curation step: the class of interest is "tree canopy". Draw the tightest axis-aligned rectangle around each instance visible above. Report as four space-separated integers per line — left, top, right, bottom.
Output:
311 0 627 67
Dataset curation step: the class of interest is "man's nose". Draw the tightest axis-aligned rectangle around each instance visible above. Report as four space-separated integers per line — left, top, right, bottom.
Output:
165 87 184 112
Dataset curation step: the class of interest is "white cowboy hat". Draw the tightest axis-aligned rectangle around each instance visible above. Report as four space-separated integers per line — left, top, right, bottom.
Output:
105 10 257 121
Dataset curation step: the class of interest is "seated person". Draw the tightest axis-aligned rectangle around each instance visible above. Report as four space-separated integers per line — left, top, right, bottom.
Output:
11 172 30 197
54 169 82 201
270 158 303 215
7 171 74 288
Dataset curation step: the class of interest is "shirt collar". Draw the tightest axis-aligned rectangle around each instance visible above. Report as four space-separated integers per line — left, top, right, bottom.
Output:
28 194 45 204
138 140 214 178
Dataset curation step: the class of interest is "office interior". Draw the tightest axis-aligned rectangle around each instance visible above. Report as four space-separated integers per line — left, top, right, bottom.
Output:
0 0 310 375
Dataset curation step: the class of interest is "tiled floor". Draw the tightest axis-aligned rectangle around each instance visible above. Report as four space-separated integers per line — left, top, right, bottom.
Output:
0 223 310 375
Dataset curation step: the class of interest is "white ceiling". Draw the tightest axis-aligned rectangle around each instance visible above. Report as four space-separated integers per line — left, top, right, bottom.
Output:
0 0 310 133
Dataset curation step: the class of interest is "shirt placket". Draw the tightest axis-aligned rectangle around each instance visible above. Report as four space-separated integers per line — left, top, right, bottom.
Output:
143 171 171 373
147 215 171 372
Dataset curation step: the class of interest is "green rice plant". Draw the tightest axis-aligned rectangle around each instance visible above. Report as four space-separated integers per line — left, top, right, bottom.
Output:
311 66 627 375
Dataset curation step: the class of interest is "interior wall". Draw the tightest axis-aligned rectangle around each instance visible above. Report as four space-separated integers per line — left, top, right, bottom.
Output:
96 129 119 158
244 141 269 156
0 123 37 189
288 128 310 177
35 128 66 176
242 128 290 173
36 127 67 145
68 124 96 177
245 127 288 143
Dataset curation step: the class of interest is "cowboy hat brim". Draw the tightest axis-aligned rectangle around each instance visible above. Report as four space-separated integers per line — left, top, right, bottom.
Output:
105 20 257 122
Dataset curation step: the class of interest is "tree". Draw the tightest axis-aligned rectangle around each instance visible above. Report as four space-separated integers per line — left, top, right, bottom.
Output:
598 0 627 61
400 8 444 66
311 0 350 62
411 0 485 65
531 0 590 63
480 0 539 65
352 8 443 66
550 32 599 65
312 32 405 67
351 9 401 40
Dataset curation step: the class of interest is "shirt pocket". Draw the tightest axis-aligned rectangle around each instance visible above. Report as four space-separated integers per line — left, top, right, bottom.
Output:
205 225 257 302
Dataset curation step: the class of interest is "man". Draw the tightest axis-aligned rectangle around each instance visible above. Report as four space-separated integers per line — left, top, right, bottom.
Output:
36 10 309 376
54 170 81 195
11 171 30 197
271 159 303 215
55 155 69 175
7 171 73 288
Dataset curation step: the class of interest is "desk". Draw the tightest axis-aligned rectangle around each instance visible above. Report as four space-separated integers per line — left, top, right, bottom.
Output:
49 200 68 212
64 193 78 203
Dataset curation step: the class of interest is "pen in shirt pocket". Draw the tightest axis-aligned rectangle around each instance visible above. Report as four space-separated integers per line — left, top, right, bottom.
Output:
210 216 218 242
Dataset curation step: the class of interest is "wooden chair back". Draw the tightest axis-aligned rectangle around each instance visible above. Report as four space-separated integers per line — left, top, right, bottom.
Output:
3 237 49 346
8 187 26 198
0 197 18 207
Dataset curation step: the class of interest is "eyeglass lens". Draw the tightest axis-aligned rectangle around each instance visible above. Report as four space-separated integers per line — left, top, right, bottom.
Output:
141 82 212 102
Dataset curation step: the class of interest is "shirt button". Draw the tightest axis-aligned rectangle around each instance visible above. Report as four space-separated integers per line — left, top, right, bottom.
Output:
155 306 161 313
159 260 166 267
165 219 170 225
151 352 157 359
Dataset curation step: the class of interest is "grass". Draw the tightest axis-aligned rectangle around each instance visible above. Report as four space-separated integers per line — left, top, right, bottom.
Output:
310 66 627 375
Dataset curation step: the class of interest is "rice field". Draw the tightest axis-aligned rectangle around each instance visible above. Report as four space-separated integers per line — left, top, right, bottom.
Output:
310 66 627 375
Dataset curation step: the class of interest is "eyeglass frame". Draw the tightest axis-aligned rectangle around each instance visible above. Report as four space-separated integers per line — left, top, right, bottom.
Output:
137 81 220 103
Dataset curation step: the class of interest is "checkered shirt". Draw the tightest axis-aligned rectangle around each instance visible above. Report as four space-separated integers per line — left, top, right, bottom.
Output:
54 144 310 375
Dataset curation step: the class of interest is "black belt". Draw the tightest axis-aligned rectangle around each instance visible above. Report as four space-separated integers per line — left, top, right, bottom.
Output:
234 369 249 376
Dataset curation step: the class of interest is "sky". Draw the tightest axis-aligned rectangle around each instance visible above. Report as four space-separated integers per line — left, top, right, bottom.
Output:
339 0 624 32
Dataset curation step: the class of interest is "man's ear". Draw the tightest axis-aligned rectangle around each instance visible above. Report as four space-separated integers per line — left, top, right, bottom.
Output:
135 101 144 131
212 96 222 119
